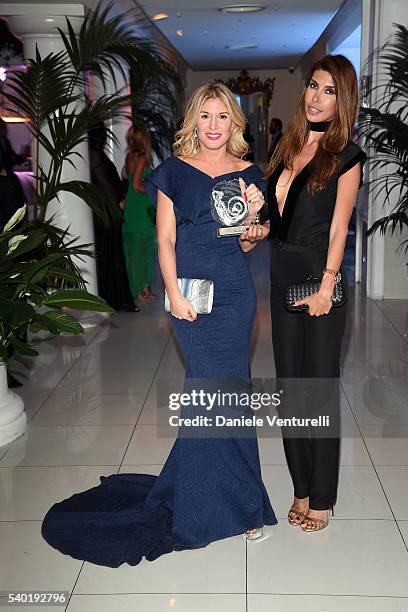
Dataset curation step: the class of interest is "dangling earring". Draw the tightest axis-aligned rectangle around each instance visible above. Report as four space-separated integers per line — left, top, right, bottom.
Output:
192 128 198 155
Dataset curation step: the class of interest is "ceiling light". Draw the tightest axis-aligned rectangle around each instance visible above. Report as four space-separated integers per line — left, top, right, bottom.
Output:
219 5 265 13
226 43 258 50
176 29 184 37
152 12 169 21
0 116 29 123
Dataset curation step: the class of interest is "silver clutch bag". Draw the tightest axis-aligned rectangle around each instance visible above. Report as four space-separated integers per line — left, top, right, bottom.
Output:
164 278 214 314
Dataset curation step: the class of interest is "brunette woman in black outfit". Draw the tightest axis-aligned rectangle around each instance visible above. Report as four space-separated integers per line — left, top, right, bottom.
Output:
240 55 366 532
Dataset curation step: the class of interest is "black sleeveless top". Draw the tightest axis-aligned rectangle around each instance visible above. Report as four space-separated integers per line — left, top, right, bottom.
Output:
266 141 366 249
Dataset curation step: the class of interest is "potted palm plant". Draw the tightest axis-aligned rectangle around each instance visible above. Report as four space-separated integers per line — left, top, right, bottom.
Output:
0 3 182 445
360 23 408 252
3 1 181 222
0 205 115 445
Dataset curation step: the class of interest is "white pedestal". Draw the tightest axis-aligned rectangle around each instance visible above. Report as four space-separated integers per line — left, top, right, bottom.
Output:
0 363 26 447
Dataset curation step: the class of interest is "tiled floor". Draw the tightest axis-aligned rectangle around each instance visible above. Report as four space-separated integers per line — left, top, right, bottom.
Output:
1 242 408 611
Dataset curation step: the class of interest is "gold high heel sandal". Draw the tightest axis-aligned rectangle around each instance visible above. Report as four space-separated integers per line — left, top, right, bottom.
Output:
301 506 334 532
288 505 308 527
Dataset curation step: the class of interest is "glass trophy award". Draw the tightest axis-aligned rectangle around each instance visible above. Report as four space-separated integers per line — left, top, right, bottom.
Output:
211 178 255 238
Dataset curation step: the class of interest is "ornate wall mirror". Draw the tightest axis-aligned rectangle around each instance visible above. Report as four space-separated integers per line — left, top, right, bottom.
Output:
215 69 275 164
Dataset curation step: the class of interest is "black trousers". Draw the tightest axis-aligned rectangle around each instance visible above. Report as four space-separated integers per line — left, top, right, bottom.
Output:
270 244 347 510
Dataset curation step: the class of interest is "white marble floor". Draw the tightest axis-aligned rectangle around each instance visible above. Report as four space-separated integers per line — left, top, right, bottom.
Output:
1 242 408 612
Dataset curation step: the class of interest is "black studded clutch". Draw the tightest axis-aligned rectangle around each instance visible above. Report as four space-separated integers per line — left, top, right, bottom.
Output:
284 277 346 312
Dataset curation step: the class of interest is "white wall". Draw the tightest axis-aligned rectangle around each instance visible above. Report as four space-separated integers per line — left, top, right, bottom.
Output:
185 68 303 133
364 0 408 299
330 25 362 79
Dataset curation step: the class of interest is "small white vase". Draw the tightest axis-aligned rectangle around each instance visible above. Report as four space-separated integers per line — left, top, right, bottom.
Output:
0 362 27 447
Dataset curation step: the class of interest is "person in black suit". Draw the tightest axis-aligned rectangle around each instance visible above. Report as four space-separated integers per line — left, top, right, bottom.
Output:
243 122 256 162
267 117 283 161
88 122 135 311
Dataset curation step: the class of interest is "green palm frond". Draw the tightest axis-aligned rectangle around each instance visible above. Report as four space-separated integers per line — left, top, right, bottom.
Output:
368 211 408 243
130 63 182 158
360 23 408 249
58 181 122 224
360 109 408 161
133 104 176 160
5 49 77 132
61 2 162 89
382 25 408 104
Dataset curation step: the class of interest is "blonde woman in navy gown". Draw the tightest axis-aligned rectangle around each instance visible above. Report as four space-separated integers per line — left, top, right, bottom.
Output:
41 82 277 567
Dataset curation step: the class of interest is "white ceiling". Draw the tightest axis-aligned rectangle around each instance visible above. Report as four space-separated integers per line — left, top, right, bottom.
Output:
137 0 344 70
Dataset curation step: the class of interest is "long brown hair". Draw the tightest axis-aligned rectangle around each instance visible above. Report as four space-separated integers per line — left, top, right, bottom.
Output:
266 55 359 192
126 123 152 162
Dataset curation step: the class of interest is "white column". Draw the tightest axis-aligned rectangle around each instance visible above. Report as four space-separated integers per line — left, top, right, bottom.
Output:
355 0 376 286
0 363 26 447
89 63 132 175
107 65 132 174
362 0 408 299
6 4 98 295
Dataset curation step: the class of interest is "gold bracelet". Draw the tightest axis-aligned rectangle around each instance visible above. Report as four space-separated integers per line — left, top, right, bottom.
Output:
323 267 342 284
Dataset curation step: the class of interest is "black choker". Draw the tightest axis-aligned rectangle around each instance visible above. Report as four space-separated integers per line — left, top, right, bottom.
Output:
308 120 332 133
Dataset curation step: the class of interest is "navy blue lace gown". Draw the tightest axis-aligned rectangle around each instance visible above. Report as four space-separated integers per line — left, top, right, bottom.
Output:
41 156 277 567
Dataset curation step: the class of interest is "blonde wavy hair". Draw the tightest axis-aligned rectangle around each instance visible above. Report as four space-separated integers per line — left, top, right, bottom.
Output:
173 82 248 158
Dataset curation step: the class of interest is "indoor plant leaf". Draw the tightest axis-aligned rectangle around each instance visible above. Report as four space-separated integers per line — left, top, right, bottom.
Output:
41 288 115 313
39 310 84 335
0 296 35 328
3 205 27 232
7 235 28 255
10 339 39 357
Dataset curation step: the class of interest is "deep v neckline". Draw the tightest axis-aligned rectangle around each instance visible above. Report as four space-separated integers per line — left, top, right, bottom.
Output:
175 156 254 180
274 161 311 218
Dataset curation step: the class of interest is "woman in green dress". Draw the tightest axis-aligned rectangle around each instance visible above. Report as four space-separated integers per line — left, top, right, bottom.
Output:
122 124 156 309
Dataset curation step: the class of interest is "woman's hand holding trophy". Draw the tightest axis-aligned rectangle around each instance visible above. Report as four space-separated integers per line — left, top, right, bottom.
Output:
238 177 270 249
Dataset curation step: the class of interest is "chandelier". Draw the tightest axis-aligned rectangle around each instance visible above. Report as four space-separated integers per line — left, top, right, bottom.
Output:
215 69 275 106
